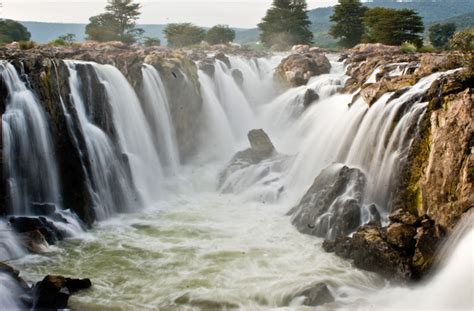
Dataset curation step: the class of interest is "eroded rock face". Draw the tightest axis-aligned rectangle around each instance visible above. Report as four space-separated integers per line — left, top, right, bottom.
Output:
275 52 331 87
289 164 377 240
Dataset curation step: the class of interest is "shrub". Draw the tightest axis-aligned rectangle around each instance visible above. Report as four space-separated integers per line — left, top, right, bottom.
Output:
19 40 35 50
449 29 474 52
48 38 67 46
418 46 435 53
401 41 417 53
143 37 161 47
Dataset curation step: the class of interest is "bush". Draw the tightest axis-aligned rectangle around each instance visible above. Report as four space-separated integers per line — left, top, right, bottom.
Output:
449 29 474 52
418 46 435 53
143 37 161 47
48 38 67 46
19 40 35 50
205 25 235 45
401 41 417 53
164 23 206 48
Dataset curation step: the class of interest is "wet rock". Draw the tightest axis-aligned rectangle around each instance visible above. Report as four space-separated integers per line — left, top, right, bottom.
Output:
9 216 64 245
20 230 50 253
302 88 319 108
289 164 366 240
232 69 244 87
229 129 277 165
32 275 92 310
293 283 334 307
0 263 29 290
276 53 331 87
31 202 56 216
389 209 419 226
386 223 417 249
214 52 230 68
350 225 413 281
412 221 444 276
199 58 215 77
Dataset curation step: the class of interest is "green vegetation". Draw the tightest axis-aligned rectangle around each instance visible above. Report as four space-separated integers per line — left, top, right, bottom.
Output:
401 41 418 53
449 28 474 52
164 23 206 48
429 23 456 49
0 20 31 44
329 0 367 48
363 8 424 47
258 0 313 50
85 0 144 44
205 25 236 45
143 37 161 47
48 33 76 46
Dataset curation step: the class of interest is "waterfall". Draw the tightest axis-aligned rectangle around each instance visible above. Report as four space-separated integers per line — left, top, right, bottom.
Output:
0 220 25 261
141 64 180 173
0 272 24 310
65 61 140 219
91 63 165 205
1 62 61 215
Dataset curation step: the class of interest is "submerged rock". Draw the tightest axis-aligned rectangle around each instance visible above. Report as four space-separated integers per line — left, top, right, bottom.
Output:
290 283 334 307
9 216 64 245
302 88 319 108
289 164 371 240
232 68 244 87
231 129 277 165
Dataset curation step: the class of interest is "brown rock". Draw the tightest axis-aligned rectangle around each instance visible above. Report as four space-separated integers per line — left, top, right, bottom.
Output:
275 53 331 87
386 223 417 249
389 209 419 226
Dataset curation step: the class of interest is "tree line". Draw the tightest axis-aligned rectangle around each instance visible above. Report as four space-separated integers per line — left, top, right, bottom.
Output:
0 0 472 52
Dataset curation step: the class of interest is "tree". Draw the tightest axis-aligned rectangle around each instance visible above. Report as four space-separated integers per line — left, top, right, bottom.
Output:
429 23 456 49
164 23 206 48
363 8 424 47
205 25 236 45
329 0 367 48
258 0 313 50
85 0 144 44
0 20 31 44
59 33 77 44
143 37 161 47
449 28 474 52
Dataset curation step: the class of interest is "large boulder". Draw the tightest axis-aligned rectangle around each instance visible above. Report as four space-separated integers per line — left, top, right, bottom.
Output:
275 52 331 87
231 129 277 165
289 164 377 240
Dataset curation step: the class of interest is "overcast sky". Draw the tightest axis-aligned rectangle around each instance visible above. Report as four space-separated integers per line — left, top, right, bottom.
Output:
1 0 337 28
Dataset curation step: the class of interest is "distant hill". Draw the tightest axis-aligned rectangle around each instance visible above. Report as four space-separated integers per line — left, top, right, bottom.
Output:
428 12 474 30
20 1 474 47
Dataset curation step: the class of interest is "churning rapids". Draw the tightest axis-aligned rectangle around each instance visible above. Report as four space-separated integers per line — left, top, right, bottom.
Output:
0 54 472 310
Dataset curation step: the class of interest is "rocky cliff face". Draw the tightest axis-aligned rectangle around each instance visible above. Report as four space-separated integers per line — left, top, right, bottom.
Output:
320 44 474 281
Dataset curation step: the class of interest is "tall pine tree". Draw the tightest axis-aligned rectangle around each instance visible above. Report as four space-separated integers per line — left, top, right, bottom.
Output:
258 0 313 50
329 0 367 48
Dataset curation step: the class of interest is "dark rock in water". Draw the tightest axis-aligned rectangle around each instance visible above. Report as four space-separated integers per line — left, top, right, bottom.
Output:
31 202 56 216
230 129 277 165
199 59 215 77
232 69 244 87
214 52 231 68
65 277 92 293
302 88 319 108
348 225 413 281
32 275 92 310
20 230 50 253
386 223 417 249
293 283 334 307
289 164 366 240
9 216 64 245
412 220 444 276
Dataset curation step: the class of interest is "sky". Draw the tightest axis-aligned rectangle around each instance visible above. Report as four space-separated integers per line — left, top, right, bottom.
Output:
1 0 337 28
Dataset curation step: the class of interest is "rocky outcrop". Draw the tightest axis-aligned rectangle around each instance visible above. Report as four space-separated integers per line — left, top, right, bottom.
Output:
219 129 290 202
322 48 473 282
275 52 331 87
0 262 91 310
289 164 380 240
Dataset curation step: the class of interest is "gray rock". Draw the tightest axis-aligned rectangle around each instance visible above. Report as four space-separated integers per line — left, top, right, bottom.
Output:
293 283 334 307
232 69 244 87
302 88 319 108
289 164 366 240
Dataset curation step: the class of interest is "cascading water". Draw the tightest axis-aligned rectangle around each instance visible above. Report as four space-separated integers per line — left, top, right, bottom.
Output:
141 64 180 173
1 62 61 215
91 63 165 205
2 54 471 311
65 61 140 219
